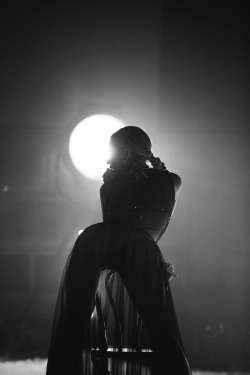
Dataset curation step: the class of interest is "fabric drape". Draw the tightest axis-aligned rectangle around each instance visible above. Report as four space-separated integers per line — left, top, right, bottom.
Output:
46 169 192 374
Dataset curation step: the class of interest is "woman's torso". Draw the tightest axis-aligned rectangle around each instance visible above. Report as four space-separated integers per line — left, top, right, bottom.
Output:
100 168 176 242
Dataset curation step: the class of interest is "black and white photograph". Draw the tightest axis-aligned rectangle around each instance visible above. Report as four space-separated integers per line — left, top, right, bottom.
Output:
0 2 249 374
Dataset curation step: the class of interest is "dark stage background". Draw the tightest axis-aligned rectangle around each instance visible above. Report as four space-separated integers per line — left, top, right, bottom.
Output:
0 1 249 372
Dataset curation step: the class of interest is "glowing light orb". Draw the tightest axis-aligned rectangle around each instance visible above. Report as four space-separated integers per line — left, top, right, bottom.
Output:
69 114 124 181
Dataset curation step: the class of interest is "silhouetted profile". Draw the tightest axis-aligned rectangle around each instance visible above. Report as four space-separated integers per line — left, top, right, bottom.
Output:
46 126 192 374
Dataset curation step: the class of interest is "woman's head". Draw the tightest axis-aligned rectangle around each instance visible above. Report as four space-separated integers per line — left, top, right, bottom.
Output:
103 125 166 183
108 126 153 171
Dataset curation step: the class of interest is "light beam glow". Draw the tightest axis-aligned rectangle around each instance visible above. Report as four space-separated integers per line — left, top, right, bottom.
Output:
69 114 124 181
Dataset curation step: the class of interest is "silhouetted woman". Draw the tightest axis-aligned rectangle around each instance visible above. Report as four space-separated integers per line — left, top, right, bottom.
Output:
46 126 192 374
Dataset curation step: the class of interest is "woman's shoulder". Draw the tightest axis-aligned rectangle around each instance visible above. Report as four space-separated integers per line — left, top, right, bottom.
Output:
100 168 182 194
143 168 178 179
144 169 182 195
169 172 182 195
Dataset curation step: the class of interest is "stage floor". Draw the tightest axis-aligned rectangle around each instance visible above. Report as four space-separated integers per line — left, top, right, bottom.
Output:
0 359 249 375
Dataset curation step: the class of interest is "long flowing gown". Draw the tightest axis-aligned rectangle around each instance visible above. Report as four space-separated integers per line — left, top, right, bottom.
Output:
46 168 193 375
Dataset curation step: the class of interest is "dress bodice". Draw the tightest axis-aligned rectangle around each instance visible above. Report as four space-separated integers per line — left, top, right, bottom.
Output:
100 168 176 242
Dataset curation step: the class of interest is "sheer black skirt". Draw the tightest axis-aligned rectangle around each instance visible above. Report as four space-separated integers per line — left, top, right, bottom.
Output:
46 221 192 375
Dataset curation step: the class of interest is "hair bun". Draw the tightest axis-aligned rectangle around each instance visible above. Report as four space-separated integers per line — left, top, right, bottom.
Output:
149 154 166 171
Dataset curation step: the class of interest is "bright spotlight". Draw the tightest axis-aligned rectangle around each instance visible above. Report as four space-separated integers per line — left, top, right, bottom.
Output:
69 114 124 181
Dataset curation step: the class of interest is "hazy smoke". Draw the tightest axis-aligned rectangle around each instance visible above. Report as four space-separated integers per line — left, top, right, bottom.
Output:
0 358 47 375
0 359 248 375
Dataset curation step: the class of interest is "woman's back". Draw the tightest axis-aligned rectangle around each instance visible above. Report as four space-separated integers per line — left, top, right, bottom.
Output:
100 168 176 242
